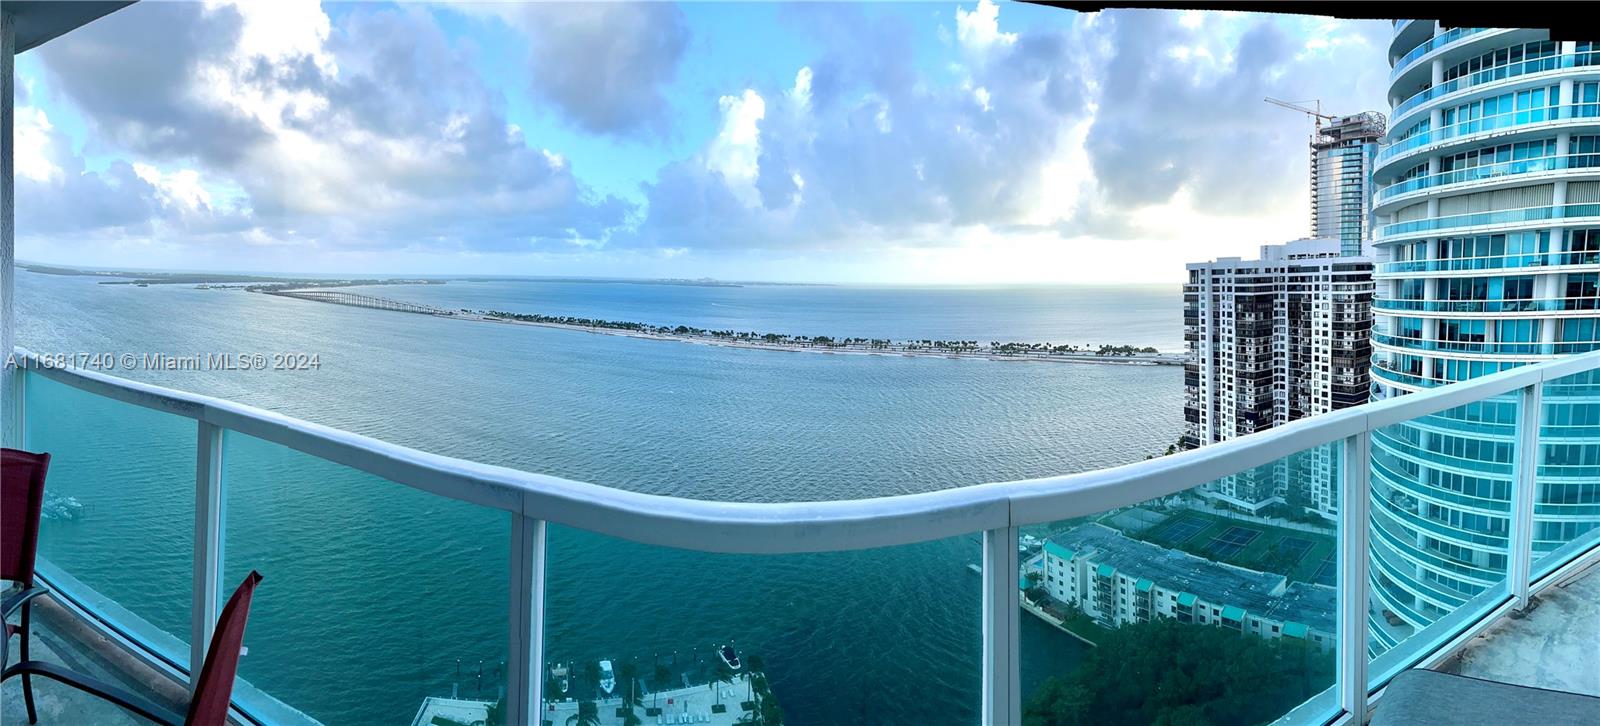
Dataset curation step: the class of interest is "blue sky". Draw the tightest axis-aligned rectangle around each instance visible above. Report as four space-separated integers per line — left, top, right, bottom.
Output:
13 1 1391 283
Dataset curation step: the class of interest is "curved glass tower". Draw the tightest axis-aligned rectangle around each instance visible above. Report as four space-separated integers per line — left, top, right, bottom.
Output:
1368 23 1600 653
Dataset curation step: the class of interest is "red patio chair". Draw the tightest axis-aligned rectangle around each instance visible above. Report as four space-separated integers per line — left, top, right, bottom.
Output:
2 448 51 722
4 570 263 725
2 447 264 725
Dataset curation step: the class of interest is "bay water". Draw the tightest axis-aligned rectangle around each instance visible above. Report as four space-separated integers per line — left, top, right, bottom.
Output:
16 272 1183 725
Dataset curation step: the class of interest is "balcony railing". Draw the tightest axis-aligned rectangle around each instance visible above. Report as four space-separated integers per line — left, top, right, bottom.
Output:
1390 27 1494 82
1373 296 1600 314
1374 251 1552 274
1390 51 1600 121
1377 102 1600 167
1376 203 1600 241
1372 332 1600 357
9 346 1600 726
1374 153 1600 205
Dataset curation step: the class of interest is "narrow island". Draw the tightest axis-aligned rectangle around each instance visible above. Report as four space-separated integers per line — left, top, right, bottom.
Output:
258 287 1182 366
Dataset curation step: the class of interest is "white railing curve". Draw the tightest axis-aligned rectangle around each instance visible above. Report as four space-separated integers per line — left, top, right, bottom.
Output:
12 346 1600 726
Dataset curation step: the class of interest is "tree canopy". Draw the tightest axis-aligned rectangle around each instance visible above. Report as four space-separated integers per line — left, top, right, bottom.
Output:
1023 618 1332 726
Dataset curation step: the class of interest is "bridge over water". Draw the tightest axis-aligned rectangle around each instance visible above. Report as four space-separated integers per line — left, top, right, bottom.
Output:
267 289 457 316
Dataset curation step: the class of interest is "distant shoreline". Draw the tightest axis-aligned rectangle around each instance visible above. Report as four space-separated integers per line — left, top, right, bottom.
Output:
470 314 1184 365
257 287 1184 366
18 263 820 289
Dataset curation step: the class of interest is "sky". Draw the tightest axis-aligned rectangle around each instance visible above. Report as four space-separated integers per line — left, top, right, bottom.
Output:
13 1 1392 284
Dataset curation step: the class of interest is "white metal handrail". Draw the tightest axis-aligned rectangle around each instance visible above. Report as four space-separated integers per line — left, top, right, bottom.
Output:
13 345 1600 726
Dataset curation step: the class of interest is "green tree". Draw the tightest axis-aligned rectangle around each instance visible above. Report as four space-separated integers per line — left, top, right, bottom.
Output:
712 660 735 707
1023 618 1332 726
566 700 600 726
652 663 672 709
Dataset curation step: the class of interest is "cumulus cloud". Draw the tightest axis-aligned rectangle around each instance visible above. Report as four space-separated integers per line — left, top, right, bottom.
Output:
17 0 1391 279
13 104 215 238
1086 10 1388 215
956 0 1018 55
625 2 1094 252
491 2 690 138
624 2 1388 256
32 1 631 252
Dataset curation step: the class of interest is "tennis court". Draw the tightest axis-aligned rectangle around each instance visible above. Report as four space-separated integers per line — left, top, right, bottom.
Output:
1154 515 1210 545
1312 556 1337 587
1275 536 1315 564
1205 526 1260 558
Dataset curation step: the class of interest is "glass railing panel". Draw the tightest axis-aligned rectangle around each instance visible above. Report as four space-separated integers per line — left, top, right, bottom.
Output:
1375 154 1600 204
22 371 195 670
1020 444 1340 725
1531 368 1600 581
221 431 509 726
541 526 979 726
1378 103 1600 165
1390 28 1490 82
1367 393 1520 678
1391 52 1588 120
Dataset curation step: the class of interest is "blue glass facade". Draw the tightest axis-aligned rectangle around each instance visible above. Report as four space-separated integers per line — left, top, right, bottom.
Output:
1369 24 1600 655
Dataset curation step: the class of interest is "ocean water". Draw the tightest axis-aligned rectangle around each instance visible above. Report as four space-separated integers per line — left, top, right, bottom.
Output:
15 272 1184 725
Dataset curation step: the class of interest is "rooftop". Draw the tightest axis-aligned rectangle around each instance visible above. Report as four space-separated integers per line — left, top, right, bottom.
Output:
1047 523 1337 633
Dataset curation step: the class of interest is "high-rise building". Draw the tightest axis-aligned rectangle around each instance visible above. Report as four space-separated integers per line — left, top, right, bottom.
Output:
1312 112 1387 256
1367 23 1600 654
1184 238 1375 517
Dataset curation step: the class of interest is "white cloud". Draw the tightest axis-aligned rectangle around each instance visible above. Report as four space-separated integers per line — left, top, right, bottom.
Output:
37 1 631 254
706 89 767 207
788 66 813 110
15 106 62 183
955 0 1016 54
132 163 214 215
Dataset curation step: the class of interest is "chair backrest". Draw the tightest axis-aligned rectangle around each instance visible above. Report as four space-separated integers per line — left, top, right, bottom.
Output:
1 448 51 587
185 570 263 726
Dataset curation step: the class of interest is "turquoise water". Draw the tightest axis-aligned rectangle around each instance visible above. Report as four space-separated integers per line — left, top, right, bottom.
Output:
16 273 1183 725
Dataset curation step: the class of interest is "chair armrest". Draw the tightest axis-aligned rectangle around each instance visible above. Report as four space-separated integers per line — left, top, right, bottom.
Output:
2 660 184 726
2 587 49 621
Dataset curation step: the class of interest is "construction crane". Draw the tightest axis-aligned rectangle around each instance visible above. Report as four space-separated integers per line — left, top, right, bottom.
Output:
1264 97 1336 131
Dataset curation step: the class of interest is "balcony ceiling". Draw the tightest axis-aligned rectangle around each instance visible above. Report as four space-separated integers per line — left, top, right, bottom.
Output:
5 1 135 54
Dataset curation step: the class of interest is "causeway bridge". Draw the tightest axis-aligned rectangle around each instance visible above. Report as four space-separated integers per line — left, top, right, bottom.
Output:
266 289 457 316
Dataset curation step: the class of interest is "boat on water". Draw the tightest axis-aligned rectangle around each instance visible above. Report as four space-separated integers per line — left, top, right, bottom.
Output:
598 660 615 695
718 643 741 671
551 662 569 695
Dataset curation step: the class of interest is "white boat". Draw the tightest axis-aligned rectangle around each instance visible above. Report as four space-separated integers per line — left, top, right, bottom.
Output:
717 643 741 671
598 660 615 695
551 662 569 695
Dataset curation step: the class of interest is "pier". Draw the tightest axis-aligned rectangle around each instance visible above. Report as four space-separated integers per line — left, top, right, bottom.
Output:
266 289 457 316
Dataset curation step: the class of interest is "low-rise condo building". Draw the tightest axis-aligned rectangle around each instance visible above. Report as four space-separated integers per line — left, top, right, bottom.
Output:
1037 524 1336 649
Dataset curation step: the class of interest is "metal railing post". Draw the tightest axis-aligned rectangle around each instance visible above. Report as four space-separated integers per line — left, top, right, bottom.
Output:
1508 383 1543 608
4 361 23 449
507 514 546 726
1338 432 1372 719
981 526 1020 726
192 421 225 686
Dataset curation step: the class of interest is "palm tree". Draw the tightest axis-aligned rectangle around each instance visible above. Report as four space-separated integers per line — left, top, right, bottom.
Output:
712 660 734 707
583 661 601 699
566 700 600 726
745 654 767 706
620 661 641 709
653 663 671 709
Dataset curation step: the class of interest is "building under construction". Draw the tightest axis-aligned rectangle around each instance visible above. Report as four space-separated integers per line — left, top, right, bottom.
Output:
1310 112 1386 257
